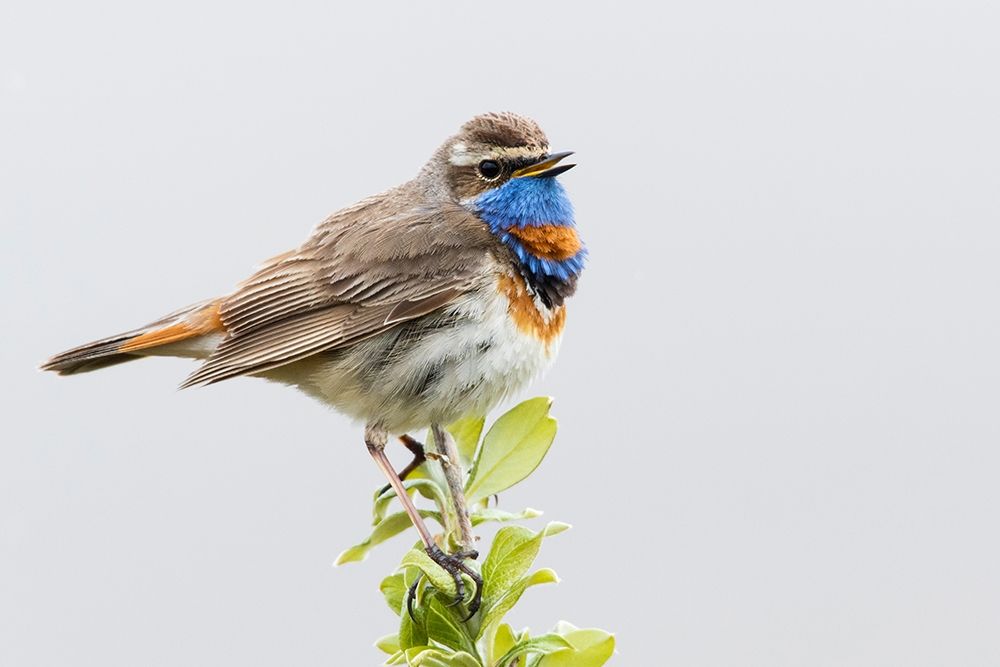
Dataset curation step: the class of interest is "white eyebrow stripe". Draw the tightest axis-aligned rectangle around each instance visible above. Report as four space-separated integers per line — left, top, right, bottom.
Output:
449 142 478 166
448 143 550 166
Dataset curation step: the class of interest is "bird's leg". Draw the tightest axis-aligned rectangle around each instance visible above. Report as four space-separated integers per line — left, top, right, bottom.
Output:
376 435 427 497
398 434 427 480
366 425 436 547
365 424 480 615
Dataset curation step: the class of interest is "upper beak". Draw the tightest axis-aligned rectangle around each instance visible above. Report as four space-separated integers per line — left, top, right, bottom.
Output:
512 151 576 179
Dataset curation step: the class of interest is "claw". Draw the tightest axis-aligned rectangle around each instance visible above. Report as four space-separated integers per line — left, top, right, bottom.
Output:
406 574 422 621
444 564 466 606
455 556 483 620
405 545 483 619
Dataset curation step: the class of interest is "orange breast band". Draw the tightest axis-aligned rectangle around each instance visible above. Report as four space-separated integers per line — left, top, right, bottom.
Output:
497 273 566 349
505 225 582 262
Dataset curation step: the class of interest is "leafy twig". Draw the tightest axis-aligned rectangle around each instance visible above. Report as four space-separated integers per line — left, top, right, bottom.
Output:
337 397 616 666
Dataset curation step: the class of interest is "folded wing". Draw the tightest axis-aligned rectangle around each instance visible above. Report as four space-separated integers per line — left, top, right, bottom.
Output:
181 195 495 387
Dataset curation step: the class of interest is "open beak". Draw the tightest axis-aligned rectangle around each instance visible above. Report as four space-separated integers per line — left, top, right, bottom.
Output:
512 151 576 179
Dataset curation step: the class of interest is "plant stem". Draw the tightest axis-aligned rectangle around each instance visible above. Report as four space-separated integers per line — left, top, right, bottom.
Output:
431 423 475 551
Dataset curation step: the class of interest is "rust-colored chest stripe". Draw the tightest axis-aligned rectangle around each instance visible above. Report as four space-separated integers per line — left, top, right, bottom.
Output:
505 225 582 262
497 273 566 348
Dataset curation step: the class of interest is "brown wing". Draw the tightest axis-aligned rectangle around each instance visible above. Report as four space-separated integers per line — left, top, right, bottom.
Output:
181 190 495 387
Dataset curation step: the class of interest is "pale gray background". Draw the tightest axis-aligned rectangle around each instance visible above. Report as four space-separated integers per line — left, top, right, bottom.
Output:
2 1 999 665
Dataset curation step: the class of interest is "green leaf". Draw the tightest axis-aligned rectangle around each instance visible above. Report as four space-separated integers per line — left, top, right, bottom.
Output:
398 595 428 650
399 548 459 598
481 523 568 608
481 526 533 600
494 633 573 667
374 479 449 524
402 646 433 664
447 652 483 667
491 623 518 662
371 466 432 516
375 633 400 655
448 415 485 468
465 397 557 504
477 568 559 640
550 621 577 635
425 596 477 656
406 647 481 667
470 507 543 526
335 510 440 565
535 625 615 667
380 573 406 615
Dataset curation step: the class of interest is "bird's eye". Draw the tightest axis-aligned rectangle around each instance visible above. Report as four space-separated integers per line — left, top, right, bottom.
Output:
477 160 502 180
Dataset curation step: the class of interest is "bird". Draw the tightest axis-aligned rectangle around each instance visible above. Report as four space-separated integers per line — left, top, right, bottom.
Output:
41 112 586 615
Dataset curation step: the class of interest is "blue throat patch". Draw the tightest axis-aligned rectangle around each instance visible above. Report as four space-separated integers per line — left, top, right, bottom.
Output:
474 176 587 282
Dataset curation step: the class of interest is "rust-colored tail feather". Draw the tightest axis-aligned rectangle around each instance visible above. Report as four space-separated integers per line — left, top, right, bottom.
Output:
41 300 223 376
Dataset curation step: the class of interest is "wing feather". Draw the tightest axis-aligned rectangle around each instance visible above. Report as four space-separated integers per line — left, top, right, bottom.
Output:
182 191 495 387
181 306 381 386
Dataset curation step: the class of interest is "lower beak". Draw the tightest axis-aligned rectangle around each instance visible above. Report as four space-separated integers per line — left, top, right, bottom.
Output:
512 151 576 178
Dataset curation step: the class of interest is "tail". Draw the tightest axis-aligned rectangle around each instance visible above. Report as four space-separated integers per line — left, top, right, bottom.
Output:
41 300 225 376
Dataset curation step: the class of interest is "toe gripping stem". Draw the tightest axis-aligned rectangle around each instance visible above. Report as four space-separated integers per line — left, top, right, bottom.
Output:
406 545 482 621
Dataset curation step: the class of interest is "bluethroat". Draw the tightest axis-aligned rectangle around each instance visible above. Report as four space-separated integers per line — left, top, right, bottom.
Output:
43 112 586 615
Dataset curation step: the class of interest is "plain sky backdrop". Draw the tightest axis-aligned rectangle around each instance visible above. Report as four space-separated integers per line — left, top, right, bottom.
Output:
2 1 999 665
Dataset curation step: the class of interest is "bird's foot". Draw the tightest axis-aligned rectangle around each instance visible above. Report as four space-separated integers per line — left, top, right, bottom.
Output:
406 545 482 621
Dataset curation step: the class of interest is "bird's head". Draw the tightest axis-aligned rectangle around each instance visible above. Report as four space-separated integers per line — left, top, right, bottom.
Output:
437 112 576 203
429 112 585 297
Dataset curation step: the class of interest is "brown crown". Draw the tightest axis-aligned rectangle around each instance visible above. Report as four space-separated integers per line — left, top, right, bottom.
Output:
458 112 549 150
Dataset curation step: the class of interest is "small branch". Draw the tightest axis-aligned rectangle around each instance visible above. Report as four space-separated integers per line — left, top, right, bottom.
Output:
431 423 475 551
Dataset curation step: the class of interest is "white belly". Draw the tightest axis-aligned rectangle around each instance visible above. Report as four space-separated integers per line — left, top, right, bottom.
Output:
273 281 563 434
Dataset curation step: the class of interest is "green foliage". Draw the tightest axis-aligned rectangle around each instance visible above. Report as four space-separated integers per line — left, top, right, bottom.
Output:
530 624 617 667
337 397 615 666
465 397 558 505
448 415 486 468
336 509 441 566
